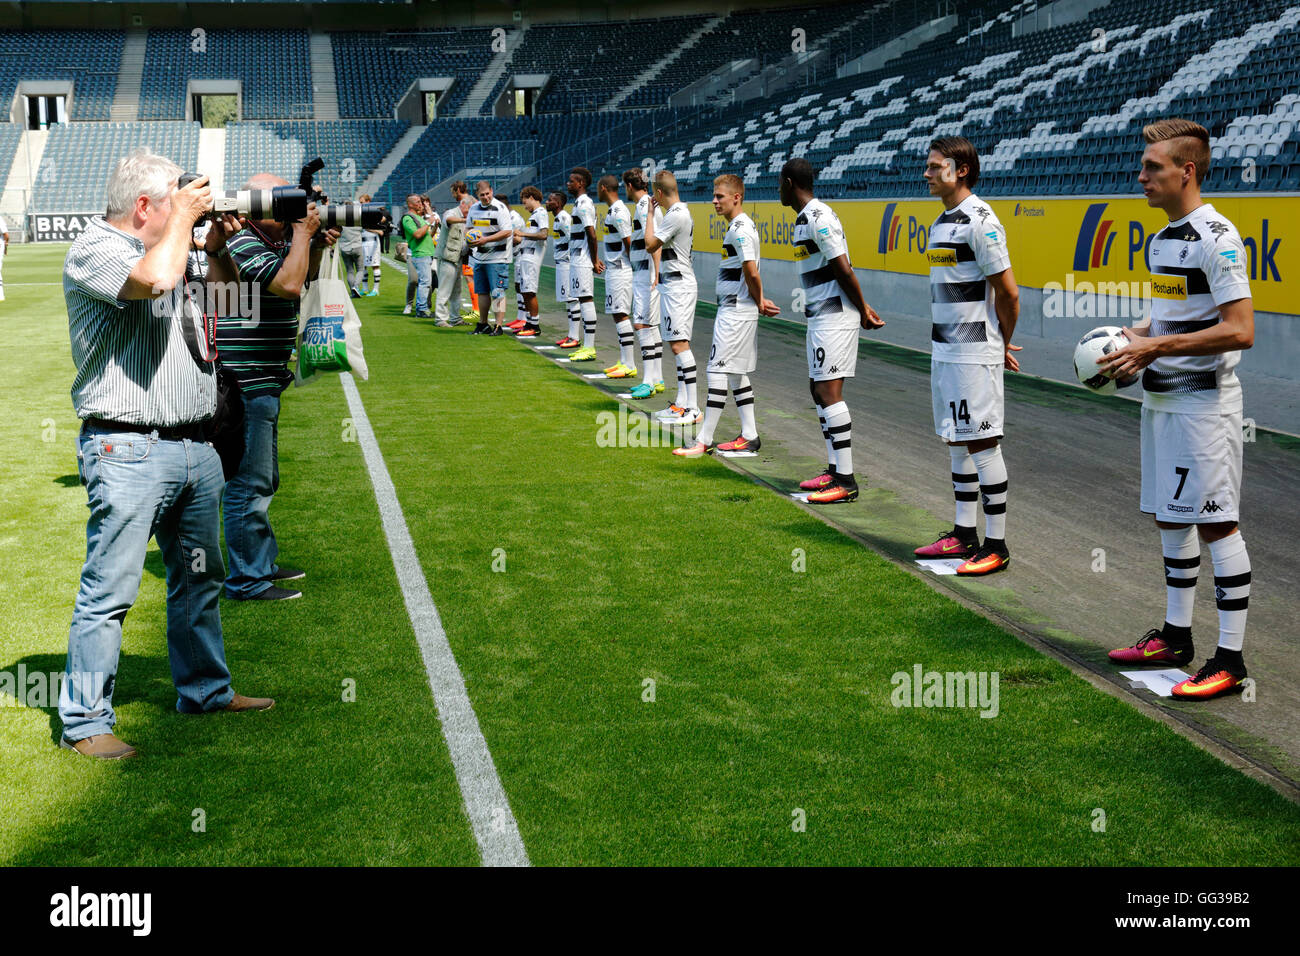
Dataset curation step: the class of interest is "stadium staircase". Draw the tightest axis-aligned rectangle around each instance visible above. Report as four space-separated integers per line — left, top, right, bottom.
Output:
197 127 227 191
0 128 44 240
109 29 146 122
309 33 341 120
458 25 527 118
358 123 426 197
603 15 723 111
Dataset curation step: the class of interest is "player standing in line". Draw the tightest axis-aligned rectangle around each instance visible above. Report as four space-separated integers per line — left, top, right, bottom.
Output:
504 193 528 332
465 180 514 336
675 174 779 457
598 174 637 379
643 169 700 425
780 158 883 503
1100 119 1255 700
513 186 548 338
566 167 602 362
547 192 579 348
624 168 666 400
914 137 1021 575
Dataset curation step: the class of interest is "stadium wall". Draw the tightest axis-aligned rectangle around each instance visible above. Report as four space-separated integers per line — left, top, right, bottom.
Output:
678 196 1300 385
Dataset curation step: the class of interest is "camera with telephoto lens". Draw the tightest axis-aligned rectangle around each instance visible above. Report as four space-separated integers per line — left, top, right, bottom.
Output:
179 157 385 228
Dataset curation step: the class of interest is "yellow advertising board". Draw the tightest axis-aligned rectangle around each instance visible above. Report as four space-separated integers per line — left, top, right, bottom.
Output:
683 197 1298 315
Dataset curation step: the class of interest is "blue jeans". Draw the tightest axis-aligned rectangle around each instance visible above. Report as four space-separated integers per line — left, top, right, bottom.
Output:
222 392 282 598
412 256 433 312
60 426 234 739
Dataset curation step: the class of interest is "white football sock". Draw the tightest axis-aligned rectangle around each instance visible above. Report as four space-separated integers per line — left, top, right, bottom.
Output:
581 300 597 348
615 319 636 369
950 446 979 531
677 350 698 410
1209 532 1250 653
823 401 852 477
1160 525 1200 630
971 444 1008 542
730 373 756 440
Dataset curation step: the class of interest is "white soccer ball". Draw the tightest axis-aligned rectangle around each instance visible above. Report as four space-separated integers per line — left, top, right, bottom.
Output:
1073 326 1137 394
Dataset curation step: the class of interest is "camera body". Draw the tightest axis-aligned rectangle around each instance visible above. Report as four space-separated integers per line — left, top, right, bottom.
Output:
179 157 385 228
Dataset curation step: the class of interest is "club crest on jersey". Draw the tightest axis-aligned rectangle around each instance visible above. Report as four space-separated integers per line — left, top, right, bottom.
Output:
927 248 957 266
1150 274 1188 299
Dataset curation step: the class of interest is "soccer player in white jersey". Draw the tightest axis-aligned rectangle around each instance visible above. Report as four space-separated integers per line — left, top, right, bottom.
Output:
676 174 779 457
1099 119 1255 701
505 194 528 332
780 158 883 503
513 186 548 337
566 167 602 362
547 192 579 348
915 137 1022 576
598 174 638 378
643 169 700 425
624 168 666 400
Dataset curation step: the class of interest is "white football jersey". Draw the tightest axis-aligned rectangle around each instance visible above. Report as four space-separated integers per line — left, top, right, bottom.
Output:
717 212 760 317
1143 203 1251 414
927 193 1011 364
468 197 512 264
792 198 857 330
569 193 597 267
657 200 694 286
603 199 632 270
631 195 661 276
510 208 524 259
522 206 548 258
552 209 572 263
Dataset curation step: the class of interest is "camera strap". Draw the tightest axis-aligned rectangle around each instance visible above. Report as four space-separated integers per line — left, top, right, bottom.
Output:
179 258 219 367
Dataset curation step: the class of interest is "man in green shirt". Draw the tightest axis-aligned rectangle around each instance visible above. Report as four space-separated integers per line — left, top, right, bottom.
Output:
400 193 437 318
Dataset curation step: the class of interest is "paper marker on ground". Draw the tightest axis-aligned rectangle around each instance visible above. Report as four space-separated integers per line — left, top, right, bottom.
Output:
1120 669 1191 698
914 558 966 575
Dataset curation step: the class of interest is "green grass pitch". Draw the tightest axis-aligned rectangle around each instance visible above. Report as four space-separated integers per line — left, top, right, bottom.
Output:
1 242 1295 865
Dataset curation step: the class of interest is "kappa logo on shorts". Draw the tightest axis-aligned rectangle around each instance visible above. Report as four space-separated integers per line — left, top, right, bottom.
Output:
827 365 840 375
978 420 993 431
1200 499 1223 514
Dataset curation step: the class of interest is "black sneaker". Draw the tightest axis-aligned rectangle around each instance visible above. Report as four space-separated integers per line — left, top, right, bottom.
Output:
471 322 491 335
488 325 504 336
228 587 301 600
272 566 305 582
416 310 433 319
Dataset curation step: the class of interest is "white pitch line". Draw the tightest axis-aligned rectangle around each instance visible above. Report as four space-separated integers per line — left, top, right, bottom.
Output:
340 371 529 867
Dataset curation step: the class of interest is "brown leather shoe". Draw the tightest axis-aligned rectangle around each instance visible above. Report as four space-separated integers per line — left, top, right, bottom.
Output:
222 693 275 713
60 733 138 760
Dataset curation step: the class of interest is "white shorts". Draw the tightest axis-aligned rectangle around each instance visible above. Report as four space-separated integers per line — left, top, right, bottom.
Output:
362 235 380 268
708 311 758 374
555 261 570 302
516 253 541 295
569 261 594 300
660 283 697 342
930 359 1004 442
632 271 660 326
604 266 632 315
1140 406 1243 523
806 325 858 381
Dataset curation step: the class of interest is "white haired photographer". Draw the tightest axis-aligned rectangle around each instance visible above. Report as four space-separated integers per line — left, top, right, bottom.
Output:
60 148 274 760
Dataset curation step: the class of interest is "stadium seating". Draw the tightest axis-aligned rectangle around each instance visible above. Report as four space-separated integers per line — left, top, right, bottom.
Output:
612 0 1300 199
30 122 201 212
0 30 124 122
331 29 505 119
224 120 408 199
140 30 313 120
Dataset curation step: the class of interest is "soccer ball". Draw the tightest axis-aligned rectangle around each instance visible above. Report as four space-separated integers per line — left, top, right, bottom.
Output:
465 227 484 243
1073 326 1138 394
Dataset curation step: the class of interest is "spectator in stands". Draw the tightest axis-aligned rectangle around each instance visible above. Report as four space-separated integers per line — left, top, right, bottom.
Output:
435 181 471 327
339 222 365 298
210 172 340 602
60 149 273 759
400 193 437 318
